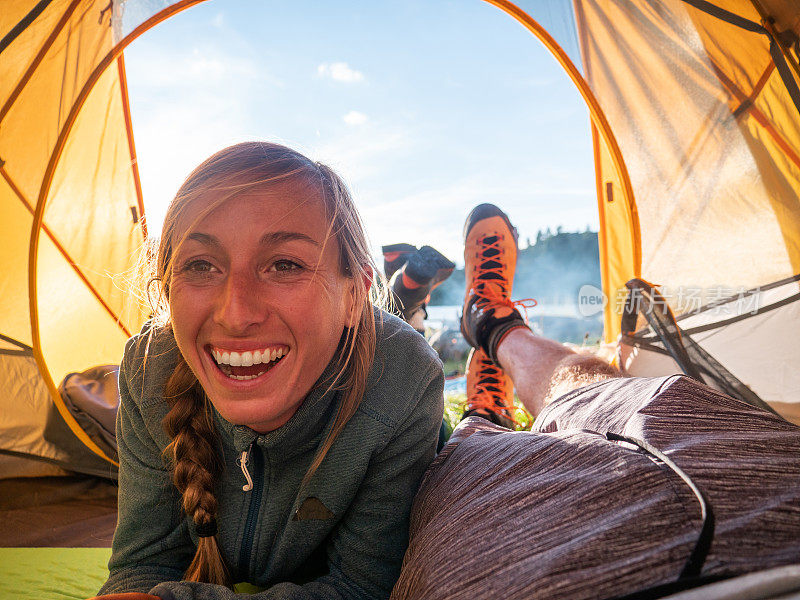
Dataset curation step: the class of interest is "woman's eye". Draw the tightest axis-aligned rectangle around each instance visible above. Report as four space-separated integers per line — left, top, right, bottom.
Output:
180 259 218 275
271 260 302 273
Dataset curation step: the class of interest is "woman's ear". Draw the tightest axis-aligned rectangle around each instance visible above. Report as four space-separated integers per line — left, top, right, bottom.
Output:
344 265 373 328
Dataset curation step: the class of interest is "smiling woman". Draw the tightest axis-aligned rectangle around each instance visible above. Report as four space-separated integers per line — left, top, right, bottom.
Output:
96 142 444 598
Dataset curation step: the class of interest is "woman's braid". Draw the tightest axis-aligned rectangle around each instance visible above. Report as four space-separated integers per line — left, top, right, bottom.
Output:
163 357 229 586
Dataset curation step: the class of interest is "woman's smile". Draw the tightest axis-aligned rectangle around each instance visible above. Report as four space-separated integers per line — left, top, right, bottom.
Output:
207 344 290 380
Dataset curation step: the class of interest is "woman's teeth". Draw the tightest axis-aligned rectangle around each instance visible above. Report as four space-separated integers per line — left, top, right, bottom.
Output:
231 374 261 381
212 347 285 366
211 347 287 380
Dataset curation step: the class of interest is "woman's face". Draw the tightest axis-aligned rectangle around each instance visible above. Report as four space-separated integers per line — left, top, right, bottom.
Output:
168 179 357 433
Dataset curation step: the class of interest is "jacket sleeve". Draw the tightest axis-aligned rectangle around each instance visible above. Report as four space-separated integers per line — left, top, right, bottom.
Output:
150 361 445 600
98 338 193 595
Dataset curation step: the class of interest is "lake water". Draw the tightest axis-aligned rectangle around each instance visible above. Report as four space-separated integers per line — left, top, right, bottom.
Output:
426 303 582 325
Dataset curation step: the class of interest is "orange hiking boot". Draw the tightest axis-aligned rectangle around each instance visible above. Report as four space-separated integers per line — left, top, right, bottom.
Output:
462 347 515 429
460 203 529 364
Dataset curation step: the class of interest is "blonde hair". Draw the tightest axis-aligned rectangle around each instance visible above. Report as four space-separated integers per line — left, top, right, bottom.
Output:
150 142 379 586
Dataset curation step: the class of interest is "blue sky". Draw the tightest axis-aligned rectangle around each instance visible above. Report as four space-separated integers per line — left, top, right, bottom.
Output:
125 0 596 266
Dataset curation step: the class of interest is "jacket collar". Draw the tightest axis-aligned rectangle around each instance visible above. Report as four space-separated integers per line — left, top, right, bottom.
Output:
212 359 342 457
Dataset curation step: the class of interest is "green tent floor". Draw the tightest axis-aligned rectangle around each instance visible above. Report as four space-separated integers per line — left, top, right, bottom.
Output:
0 548 265 598
0 547 110 600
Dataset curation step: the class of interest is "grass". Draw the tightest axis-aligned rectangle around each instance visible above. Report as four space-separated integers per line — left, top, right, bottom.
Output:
443 390 534 433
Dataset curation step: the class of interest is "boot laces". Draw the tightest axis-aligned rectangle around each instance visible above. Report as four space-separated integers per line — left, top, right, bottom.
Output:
472 235 511 288
471 234 536 319
473 282 537 322
467 357 513 419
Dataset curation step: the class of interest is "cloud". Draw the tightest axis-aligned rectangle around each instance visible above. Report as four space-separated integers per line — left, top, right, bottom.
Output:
342 110 368 126
317 62 365 83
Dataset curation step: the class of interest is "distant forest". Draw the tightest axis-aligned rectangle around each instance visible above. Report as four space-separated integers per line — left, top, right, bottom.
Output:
429 228 601 306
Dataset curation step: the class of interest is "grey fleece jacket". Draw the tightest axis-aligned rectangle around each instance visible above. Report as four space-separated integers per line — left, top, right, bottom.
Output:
99 308 444 600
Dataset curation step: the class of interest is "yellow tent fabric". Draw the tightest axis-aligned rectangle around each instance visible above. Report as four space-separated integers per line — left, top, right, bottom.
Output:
574 0 800 309
0 0 147 473
558 0 800 420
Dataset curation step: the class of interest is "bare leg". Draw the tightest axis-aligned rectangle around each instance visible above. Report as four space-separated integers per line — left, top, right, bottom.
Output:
496 327 620 417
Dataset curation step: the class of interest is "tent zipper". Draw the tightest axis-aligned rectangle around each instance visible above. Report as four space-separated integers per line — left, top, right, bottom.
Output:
238 443 264 576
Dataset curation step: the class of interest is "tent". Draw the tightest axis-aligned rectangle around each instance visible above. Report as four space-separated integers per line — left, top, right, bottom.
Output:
1 0 799 479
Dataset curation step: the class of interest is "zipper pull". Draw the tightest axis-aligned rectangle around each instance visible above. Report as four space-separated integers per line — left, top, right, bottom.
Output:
237 447 254 492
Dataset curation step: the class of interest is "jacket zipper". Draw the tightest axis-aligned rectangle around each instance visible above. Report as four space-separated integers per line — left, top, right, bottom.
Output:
238 443 264 576
237 449 254 491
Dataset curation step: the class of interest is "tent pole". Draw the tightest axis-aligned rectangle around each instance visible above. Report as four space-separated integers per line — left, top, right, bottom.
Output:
117 53 148 240
483 0 640 276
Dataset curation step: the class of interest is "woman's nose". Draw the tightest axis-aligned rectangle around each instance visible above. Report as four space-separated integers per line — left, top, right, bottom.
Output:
213 271 264 333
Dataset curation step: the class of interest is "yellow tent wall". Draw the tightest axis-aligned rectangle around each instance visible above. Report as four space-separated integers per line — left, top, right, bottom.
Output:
565 0 800 419
574 0 800 301
0 0 148 474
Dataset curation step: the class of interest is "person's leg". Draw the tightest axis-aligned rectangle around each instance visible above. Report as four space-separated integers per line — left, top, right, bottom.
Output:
382 244 455 334
382 243 456 447
381 243 417 281
460 203 619 421
495 327 619 417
